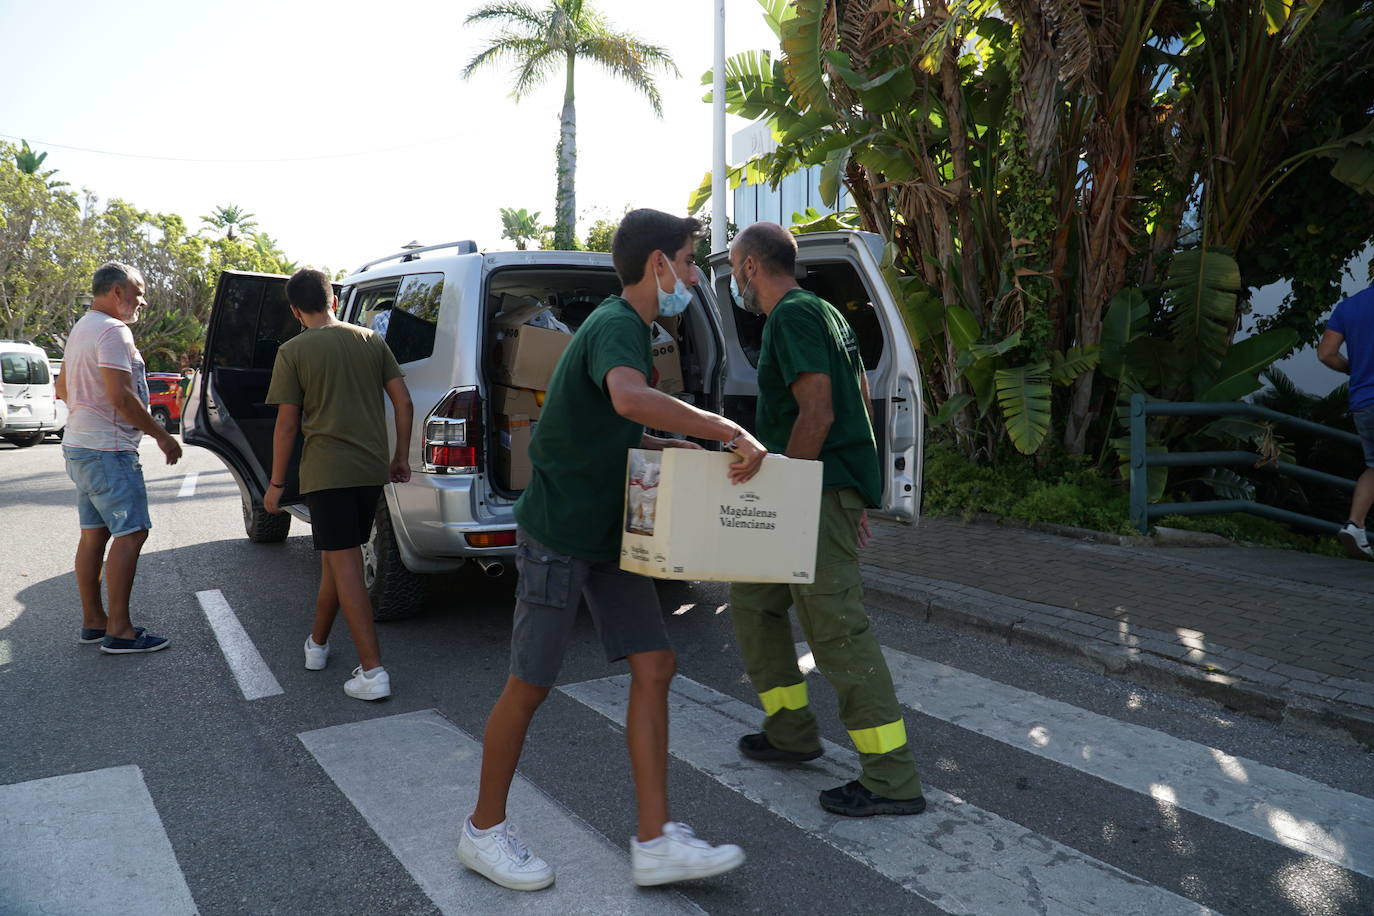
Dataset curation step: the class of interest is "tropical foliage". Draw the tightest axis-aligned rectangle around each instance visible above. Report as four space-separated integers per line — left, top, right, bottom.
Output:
0 143 302 370
462 0 679 249
499 207 546 250
699 0 1374 462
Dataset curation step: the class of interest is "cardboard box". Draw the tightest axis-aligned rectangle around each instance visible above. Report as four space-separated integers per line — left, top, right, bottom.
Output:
497 324 571 390
493 384 543 419
620 449 822 583
496 413 533 490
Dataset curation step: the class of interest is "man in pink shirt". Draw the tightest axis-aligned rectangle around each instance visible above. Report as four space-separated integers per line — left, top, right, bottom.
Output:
56 262 182 654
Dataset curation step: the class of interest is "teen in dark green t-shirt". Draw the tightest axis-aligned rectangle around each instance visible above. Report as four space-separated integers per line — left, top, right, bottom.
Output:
514 296 652 562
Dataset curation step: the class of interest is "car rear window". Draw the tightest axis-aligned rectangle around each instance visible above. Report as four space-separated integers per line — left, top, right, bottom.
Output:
2 354 49 385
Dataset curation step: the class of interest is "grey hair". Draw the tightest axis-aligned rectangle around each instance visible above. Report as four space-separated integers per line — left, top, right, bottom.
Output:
92 261 143 297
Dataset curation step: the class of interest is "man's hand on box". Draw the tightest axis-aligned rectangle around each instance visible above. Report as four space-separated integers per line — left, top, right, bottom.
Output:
727 431 767 484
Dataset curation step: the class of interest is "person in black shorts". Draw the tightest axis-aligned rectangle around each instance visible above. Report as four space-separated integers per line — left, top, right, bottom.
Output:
265 268 414 700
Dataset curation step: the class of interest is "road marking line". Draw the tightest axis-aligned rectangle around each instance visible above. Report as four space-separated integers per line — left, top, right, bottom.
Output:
177 472 198 497
0 765 198 915
560 675 1213 916
864 643 1374 878
195 589 283 701
298 709 702 915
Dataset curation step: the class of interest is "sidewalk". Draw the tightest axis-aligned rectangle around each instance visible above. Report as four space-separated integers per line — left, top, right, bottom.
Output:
861 515 1374 747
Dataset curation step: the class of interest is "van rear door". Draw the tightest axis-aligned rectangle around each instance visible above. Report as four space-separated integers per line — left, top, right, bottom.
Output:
184 270 305 517
708 231 921 521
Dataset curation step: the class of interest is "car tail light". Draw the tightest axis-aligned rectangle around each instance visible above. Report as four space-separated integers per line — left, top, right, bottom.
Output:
424 387 482 474
465 531 516 548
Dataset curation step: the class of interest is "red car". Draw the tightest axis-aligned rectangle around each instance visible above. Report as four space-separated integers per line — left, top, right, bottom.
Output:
146 372 184 431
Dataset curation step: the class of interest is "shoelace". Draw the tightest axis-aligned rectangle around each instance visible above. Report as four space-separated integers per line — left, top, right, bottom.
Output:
664 822 711 849
501 823 534 864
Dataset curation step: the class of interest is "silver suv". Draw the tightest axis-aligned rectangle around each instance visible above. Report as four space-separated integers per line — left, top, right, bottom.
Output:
185 234 922 619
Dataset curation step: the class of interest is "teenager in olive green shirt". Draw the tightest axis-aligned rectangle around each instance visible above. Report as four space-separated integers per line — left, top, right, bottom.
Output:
726 221 925 817
265 268 413 702
459 210 766 893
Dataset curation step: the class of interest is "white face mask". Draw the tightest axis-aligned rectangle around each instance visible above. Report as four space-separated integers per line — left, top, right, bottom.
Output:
657 258 693 317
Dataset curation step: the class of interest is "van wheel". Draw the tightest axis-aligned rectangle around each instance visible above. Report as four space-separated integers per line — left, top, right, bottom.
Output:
10 432 42 448
242 496 291 543
364 498 427 621
151 406 171 430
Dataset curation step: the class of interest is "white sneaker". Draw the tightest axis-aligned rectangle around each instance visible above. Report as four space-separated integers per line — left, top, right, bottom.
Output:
1337 522 1373 560
458 818 554 891
631 821 745 886
304 636 330 670
343 665 391 700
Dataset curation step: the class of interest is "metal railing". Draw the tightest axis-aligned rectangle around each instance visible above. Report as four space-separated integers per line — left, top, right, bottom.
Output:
1128 393 1364 535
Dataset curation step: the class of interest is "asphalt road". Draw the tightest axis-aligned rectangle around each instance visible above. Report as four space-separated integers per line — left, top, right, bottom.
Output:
2 437 1372 916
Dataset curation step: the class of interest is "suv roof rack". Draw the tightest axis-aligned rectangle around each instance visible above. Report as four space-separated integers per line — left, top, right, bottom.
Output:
354 240 478 274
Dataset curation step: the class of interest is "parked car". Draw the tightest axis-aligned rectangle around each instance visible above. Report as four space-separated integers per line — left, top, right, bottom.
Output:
0 340 59 447
185 233 922 619
47 359 67 440
146 372 184 432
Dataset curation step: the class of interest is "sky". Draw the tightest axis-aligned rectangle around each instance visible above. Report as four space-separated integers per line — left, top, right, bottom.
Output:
0 0 779 273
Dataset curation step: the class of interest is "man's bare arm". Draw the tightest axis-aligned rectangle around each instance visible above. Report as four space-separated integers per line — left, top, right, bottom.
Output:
99 366 181 464
1318 329 1349 373
384 376 414 483
784 372 834 460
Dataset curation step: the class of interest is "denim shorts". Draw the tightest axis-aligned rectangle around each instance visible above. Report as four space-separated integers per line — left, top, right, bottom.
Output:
509 527 671 687
63 446 152 537
1354 405 1374 468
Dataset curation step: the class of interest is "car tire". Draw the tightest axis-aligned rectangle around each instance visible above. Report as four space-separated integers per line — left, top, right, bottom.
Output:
10 431 43 448
151 406 171 430
242 495 291 543
365 498 428 621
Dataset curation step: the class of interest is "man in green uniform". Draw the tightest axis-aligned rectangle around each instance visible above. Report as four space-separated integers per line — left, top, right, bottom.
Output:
726 221 925 817
264 268 414 701
459 209 768 892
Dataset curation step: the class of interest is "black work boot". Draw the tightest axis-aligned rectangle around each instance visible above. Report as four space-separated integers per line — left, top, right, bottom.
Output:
819 780 927 817
738 732 823 763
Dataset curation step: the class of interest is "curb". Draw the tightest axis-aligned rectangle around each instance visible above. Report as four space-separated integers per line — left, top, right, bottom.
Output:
861 566 1374 750
967 513 1236 548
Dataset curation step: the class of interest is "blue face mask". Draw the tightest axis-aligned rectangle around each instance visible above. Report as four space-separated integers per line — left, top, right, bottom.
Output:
657 259 693 317
730 268 762 315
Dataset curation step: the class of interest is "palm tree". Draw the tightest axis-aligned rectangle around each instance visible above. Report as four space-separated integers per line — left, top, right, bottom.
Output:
13 140 68 189
462 0 678 249
201 204 259 241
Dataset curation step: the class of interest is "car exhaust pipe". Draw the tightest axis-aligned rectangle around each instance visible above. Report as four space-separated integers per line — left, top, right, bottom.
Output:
477 558 505 578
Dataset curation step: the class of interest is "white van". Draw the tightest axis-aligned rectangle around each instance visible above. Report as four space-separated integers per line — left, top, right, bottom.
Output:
0 340 58 447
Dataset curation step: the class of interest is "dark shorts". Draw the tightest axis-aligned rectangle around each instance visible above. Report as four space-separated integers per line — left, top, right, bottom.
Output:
305 485 383 551
510 527 671 687
1354 405 1374 468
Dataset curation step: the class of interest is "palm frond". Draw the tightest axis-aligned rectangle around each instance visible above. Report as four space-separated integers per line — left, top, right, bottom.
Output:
464 2 544 31
579 33 678 115
463 34 545 79
511 44 563 98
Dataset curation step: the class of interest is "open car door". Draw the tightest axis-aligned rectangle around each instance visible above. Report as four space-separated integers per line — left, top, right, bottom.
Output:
183 270 304 541
708 231 921 522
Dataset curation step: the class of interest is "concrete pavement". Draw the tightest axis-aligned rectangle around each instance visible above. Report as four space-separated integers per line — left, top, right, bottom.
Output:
861 516 1374 747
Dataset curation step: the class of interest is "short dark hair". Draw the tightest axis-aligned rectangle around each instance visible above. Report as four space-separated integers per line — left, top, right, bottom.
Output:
286 268 332 314
92 262 143 297
732 222 797 277
611 209 703 285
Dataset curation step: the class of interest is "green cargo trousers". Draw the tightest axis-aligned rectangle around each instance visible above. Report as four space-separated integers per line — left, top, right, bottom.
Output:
729 487 923 800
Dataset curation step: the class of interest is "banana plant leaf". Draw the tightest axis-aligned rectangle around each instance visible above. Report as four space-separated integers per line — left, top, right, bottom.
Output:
994 362 1052 454
1050 345 1102 386
1100 288 1148 380
1166 248 1242 389
779 0 836 118
1196 328 1299 402
931 393 974 428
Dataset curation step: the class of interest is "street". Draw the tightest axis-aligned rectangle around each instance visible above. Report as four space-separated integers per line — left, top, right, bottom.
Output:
2 438 1372 916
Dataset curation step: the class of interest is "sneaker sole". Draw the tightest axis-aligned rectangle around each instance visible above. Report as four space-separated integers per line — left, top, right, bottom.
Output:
740 745 823 764
99 641 170 655
305 658 329 670
1336 531 1372 560
819 795 928 818
344 687 391 700
457 845 555 891
632 849 746 887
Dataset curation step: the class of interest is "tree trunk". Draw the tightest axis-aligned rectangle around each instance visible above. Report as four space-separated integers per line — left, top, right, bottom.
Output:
554 53 577 250
940 48 982 323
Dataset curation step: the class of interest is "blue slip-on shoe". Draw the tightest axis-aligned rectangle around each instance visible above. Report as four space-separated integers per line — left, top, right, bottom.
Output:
80 626 144 645
100 631 170 655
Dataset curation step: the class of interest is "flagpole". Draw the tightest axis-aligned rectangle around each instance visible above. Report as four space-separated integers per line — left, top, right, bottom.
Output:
711 0 727 254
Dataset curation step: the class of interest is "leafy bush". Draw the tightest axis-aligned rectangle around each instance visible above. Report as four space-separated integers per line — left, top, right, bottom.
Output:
1156 514 1345 558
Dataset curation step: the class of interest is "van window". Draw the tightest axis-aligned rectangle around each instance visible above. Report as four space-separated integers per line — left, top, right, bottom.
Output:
387 273 444 363
210 276 300 370
728 261 884 371
2 353 49 385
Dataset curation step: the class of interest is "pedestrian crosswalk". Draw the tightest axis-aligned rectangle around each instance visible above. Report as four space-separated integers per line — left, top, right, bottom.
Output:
3 641 1370 914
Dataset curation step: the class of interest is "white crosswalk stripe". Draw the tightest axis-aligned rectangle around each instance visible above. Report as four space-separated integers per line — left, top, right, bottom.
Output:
298 709 703 916
852 643 1374 878
0 766 198 916
560 675 1216 916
